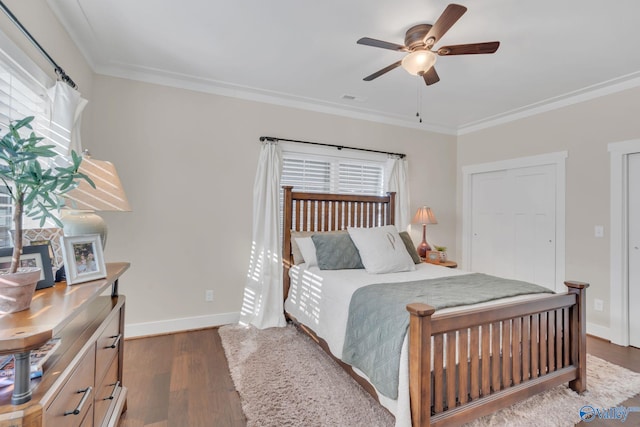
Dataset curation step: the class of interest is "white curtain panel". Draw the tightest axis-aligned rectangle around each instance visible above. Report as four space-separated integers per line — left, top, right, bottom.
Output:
240 142 286 329
47 81 88 157
385 157 411 231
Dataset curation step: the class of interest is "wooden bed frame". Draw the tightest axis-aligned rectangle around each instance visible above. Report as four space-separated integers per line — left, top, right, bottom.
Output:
282 186 588 427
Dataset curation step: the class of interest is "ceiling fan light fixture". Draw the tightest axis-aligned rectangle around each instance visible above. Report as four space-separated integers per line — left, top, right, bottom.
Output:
401 50 437 76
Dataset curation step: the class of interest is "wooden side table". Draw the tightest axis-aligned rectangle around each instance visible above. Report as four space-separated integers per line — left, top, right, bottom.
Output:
425 260 458 268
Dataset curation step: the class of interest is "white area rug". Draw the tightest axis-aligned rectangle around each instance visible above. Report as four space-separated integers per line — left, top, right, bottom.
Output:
219 324 640 427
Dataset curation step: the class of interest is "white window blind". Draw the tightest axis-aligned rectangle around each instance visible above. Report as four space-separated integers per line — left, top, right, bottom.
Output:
282 150 385 196
281 157 331 193
338 161 384 195
0 31 56 247
0 52 49 135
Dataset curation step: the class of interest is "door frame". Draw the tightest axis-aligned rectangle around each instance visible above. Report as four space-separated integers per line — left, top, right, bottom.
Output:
609 139 640 346
462 151 567 292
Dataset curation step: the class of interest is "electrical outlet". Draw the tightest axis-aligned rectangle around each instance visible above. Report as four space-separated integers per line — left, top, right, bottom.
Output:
594 298 604 312
594 225 604 238
205 290 214 302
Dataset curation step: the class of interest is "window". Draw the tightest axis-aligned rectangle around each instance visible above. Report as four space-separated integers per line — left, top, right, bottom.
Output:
281 147 386 196
0 30 56 246
279 145 388 235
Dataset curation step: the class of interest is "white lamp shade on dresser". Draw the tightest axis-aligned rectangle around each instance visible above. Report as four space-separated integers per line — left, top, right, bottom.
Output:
61 156 131 249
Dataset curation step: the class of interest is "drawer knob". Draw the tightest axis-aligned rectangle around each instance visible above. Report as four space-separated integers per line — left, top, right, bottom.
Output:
105 334 122 349
64 386 92 416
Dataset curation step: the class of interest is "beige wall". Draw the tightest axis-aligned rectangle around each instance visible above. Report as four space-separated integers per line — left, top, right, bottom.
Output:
457 86 640 332
85 75 458 331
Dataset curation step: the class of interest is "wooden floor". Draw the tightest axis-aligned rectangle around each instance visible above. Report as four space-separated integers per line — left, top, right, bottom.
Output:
118 329 640 427
118 328 245 427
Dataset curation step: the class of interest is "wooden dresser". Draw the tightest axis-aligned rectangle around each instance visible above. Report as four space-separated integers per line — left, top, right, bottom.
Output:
0 262 129 427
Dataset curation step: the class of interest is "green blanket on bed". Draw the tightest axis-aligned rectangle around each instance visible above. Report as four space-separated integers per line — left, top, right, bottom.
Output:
341 273 554 399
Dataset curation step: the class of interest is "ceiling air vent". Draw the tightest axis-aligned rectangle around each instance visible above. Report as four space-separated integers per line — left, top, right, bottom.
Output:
341 94 365 102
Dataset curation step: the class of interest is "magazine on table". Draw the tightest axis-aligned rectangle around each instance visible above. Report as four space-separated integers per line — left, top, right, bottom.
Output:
0 338 61 387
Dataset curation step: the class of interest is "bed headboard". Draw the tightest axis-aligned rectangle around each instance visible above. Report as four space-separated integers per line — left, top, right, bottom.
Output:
282 185 396 301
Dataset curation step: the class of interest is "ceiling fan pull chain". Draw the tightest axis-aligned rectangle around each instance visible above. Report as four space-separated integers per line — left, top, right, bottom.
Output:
416 80 423 123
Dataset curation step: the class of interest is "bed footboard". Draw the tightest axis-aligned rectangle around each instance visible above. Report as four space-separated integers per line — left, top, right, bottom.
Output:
406 281 588 427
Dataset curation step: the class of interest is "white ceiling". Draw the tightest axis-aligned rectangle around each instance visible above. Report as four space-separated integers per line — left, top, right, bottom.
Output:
48 0 640 135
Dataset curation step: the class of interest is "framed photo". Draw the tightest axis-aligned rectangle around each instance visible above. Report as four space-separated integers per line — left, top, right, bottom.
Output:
61 234 106 285
425 250 441 264
0 245 55 290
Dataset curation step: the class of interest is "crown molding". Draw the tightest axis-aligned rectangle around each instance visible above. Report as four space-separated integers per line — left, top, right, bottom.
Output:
457 71 640 135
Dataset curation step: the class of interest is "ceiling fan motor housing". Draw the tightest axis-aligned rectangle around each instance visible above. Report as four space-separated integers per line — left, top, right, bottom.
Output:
404 24 432 50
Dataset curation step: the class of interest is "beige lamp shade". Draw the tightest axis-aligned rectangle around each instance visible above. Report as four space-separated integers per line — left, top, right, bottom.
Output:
64 157 131 212
61 157 130 249
412 206 437 225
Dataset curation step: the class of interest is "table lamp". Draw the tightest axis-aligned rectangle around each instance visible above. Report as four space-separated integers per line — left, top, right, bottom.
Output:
61 152 131 249
412 206 437 259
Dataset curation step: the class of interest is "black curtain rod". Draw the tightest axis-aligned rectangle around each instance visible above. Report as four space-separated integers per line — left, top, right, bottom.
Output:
259 136 406 159
0 1 77 89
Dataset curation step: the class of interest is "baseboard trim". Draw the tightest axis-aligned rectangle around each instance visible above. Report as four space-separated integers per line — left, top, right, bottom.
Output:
126 315 612 343
587 322 610 341
125 312 240 338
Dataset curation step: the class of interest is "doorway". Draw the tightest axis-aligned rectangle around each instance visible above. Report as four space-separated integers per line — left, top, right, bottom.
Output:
609 140 640 346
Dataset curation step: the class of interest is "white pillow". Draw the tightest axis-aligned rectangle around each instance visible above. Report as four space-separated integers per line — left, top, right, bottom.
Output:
347 225 416 274
294 237 318 267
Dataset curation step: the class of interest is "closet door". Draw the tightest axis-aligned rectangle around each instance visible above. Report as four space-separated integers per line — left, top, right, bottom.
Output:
629 153 640 348
470 164 556 290
470 170 511 278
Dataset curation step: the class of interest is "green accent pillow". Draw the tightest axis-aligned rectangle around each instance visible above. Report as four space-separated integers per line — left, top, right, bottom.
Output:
290 230 347 264
399 231 422 264
311 233 364 270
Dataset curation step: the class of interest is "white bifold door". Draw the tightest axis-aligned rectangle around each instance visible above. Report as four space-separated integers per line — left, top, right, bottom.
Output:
470 164 557 291
629 153 640 348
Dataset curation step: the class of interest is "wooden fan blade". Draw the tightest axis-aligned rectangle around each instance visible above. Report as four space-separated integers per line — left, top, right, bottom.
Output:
422 3 467 47
437 41 500 55
357 37 407 51
363 61 402 81
422 67 440 86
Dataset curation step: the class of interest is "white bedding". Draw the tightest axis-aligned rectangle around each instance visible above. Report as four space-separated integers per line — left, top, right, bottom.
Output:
285 262 553 427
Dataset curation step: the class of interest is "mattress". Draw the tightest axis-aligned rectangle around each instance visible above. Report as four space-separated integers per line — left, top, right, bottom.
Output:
284 262 552 427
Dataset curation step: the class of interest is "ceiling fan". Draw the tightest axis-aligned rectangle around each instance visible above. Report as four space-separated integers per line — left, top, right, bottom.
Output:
357 3 500 86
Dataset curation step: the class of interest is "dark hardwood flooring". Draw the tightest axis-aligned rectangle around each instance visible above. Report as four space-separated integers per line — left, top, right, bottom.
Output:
118 329 639 427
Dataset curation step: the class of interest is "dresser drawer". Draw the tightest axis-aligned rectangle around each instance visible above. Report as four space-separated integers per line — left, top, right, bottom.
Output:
93 355 120 426
95 307 122 384
45 346 95 427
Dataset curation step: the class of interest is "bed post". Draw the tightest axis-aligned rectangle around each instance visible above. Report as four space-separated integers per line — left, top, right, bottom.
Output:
283 186 294 302
407 302 435 427
387 192 396 226
566 281 589 393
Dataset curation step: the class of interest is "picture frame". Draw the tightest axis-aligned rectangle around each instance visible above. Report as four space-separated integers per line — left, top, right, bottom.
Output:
0 245 55 290
425 250 441 264
60 234 107 285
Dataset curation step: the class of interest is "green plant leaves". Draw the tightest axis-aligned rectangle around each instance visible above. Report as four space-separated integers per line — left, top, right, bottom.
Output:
0 115 94 237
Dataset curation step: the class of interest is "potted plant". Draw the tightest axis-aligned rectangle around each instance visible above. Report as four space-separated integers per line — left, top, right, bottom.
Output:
0 116 92 313
434 245 447 263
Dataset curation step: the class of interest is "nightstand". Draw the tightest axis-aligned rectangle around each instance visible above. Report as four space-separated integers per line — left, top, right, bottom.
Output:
425 260 458 268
